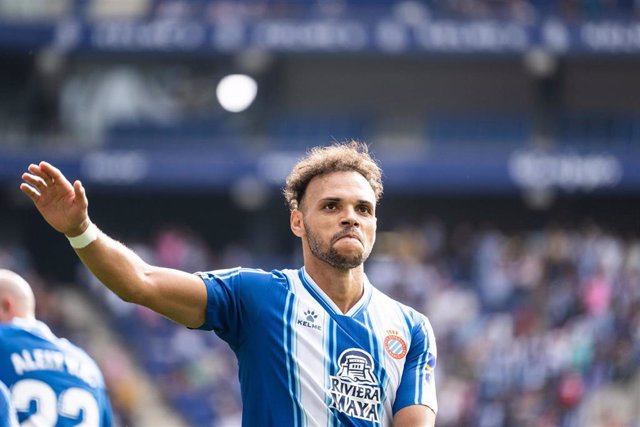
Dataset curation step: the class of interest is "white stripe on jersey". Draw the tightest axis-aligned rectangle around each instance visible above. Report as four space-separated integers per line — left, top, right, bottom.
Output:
287 271 329 426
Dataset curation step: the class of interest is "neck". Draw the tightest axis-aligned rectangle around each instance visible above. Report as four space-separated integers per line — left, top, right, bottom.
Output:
3 314 35 324
304 260 365 314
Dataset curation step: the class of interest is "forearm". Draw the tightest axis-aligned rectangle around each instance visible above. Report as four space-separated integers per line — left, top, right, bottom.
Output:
73 226 151 304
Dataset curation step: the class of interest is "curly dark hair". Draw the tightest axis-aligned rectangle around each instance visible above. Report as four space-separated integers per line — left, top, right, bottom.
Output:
283 141 383 211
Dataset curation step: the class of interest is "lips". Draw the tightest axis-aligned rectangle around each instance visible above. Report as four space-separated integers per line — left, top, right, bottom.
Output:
332 230 362 244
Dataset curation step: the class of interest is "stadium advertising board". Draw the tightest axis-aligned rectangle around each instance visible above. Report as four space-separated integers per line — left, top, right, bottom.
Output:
3 17 640 55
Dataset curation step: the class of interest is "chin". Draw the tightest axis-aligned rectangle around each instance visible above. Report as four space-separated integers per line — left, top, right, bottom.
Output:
335 248 364 260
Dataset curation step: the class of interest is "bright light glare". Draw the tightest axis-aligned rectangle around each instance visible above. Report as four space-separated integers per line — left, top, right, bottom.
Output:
216 74 258 113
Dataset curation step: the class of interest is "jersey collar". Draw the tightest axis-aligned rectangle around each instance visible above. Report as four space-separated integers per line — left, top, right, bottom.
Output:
11 317 56 340
299 267 372 317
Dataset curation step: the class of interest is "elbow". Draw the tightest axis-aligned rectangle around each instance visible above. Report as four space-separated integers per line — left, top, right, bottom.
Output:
115 285 145 305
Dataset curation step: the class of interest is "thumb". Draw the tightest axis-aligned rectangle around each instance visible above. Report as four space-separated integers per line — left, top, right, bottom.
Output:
73 180 89 210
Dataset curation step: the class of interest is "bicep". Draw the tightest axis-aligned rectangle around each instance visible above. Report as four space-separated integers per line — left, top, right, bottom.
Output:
142 267 208 328
393 404 436 427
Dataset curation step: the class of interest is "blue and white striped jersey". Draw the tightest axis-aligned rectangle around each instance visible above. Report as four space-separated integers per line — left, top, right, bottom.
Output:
196 267 437 427
0 318 113 427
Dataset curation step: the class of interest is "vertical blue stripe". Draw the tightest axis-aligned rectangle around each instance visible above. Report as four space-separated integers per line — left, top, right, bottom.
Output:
323 313 331 427
415 342 425 402
293 302 306 427
282 293 295 426
412 321 429 404
398 306 424 404
330 321 339 427
364 311 387 425
399 305 413 340
417 321 430 403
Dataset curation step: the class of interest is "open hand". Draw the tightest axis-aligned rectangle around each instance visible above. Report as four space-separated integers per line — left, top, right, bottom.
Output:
20 161 90 237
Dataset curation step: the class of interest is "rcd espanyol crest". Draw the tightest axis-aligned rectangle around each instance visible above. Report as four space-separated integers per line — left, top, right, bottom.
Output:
328 349 381 422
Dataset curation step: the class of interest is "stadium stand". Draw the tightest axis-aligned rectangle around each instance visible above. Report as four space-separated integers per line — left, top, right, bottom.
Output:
1 0 639 426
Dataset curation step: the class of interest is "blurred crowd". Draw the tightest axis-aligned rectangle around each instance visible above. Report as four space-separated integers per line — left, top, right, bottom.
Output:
14 217 630 427
370 220 640 427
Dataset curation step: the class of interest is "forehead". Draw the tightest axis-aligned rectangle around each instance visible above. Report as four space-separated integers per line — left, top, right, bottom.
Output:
304 171 376 204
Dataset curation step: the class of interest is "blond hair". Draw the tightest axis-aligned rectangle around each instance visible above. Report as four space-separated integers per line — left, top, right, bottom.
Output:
283 141 383 210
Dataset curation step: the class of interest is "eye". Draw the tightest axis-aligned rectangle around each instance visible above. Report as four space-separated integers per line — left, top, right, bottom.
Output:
324 202 338 210
358 205 372 214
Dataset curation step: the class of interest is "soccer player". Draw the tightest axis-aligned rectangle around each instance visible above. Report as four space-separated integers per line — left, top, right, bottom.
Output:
20 142 437 426
1 380 19 427
0 269 113 426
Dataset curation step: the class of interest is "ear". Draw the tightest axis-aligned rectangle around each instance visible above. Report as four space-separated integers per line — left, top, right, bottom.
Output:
290 209 305 238
0 297 12 322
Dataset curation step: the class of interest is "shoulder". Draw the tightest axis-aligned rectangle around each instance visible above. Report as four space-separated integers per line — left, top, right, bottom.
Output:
196 267 291 289
0 324 8 341
0 322 31 348
57 337 94 360
0 322 17 336
372 288 435 336
372 288 426 322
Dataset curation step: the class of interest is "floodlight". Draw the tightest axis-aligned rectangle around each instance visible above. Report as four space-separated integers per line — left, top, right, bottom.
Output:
216 74 258 113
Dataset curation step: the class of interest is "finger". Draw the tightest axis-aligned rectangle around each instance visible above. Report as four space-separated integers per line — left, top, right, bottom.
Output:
27 163 53 184
22 173 48 192
39 161 68 185
74 180 89 209
20 183 41 202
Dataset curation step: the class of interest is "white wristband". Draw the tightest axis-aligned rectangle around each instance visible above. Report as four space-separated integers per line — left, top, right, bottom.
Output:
67 222 99 249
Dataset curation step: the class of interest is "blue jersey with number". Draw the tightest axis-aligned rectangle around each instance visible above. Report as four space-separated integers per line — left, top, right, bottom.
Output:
0 318 113 427
196 267 438 427
0 380 18 427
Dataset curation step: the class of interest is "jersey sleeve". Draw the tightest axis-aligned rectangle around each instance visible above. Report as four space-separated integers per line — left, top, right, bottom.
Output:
95 366 113 427
392 314 438 415
0 380 19 427
193 267 289 349
100 389 114 427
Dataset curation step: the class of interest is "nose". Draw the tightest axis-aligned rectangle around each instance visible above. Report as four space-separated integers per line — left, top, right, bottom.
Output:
340 206 359 228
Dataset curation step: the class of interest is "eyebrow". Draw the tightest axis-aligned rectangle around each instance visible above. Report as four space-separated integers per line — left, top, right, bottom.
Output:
320 197 374 207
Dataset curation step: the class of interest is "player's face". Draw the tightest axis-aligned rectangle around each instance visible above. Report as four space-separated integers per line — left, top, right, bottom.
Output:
299 171 377 270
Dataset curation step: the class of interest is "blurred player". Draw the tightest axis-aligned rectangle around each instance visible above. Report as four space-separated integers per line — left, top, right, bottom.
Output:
0 269 113 426
0 380 19 427
20 141 437 426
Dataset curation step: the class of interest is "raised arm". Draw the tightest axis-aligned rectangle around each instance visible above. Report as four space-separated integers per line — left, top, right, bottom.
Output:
20 161 207 328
